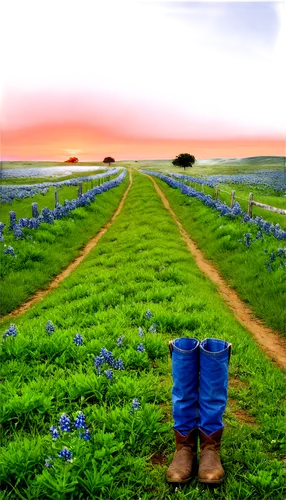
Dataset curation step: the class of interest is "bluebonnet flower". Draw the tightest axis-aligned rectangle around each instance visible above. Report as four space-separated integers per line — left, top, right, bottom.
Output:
80 429 91 441
270 251 276 262
13 224 24 239
9 211 17 229
266 261 272 272
138 327 144 337
73 333 83 346
58 447 73 462
18 217 29 228
256 231 262 240
49 426 59 440
100 347 115 367
94 355 104 375
42 208 54 224
45 458 54 468
149 323 157 333
130 398 141 413
105 369 113 380
0 222 5 242
58 413 71 432
277 248 286 258
137 343 145 352
116 335 124 347
3 245 16 257
32 202 39 218
74 412 86 429
46 320 55 335
114 358 124 370
145 309 152 320
2 324 18 340
244 233 252 247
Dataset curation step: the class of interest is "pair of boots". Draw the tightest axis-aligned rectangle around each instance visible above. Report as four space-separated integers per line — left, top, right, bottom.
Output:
166 337 231 485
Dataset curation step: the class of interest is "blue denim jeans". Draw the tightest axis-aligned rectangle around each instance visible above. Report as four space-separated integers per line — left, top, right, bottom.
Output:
170 337 231 436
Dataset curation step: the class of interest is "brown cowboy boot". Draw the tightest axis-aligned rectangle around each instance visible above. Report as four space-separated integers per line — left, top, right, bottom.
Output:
166 428 198 483
198 429 225 484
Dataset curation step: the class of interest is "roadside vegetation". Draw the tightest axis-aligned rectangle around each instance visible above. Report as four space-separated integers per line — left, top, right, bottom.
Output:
0 172 285 499
0 175 128 316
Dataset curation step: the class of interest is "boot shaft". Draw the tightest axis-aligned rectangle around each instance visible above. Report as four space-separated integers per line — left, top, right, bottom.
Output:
169 337 231 436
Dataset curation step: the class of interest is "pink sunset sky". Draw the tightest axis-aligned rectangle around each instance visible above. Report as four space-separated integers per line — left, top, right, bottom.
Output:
0 73 285 162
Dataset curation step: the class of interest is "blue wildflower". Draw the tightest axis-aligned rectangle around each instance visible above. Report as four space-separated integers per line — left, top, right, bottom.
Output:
32 202 39 218
9 211 17 230
130 398 141 413
100 347 115 367
116 335 124 347
80 429 91 441
138 327 144 337
94 355 104 375
245 233 252 247
105 369 113 380
0 223 5 241
114 358 124 370
49 426 59 440
146 309 152 320
3 245 16 257
270 251 276 262
73 333 83 346
13 224 24 240
58 447 72 462
256 231 262 240
74 412 86 429
58 413 71 432
45 458 53 467
266 261 272 272
45 320 55 335
137 343 145 352
3 324 18 340
277 248 286 258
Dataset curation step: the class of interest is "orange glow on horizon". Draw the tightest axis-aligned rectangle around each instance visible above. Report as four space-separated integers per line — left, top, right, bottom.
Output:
0 75 285 162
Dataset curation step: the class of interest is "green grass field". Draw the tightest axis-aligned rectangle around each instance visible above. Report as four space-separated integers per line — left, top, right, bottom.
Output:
0 172 285 499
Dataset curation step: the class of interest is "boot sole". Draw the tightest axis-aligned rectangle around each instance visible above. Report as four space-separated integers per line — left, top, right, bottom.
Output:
198 477 224 485
166 476 193 484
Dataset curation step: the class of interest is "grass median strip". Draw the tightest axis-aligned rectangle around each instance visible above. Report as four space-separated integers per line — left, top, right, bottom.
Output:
0 172 285 499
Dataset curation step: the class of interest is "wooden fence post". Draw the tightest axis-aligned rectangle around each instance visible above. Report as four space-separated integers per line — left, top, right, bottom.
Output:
215 185 219 201
78 182 82 198
248 192 253 217
54 190 58 207
201 184 204 194
230 190 235 208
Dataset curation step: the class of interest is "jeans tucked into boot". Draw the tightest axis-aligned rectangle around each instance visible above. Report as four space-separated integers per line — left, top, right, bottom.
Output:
198 338 232 484
166 337 231 484
166 338 199 482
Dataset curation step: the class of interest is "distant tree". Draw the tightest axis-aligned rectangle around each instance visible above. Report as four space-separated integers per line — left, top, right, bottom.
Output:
103 156 115 167
65 157 79 163
172 153 195 171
